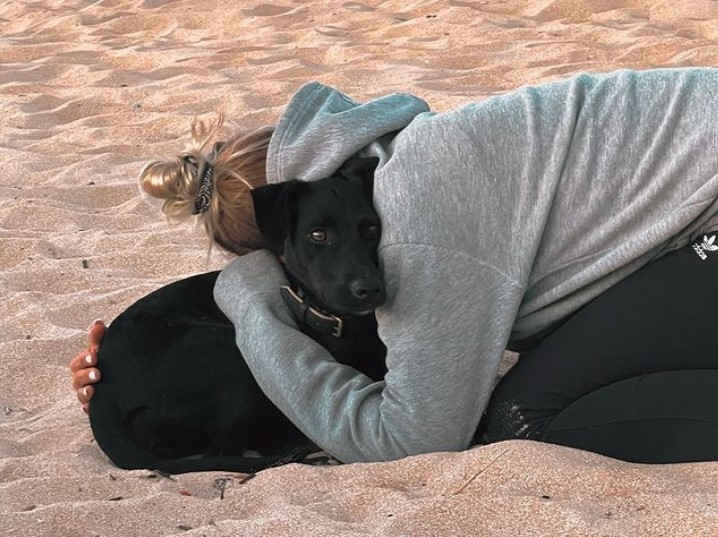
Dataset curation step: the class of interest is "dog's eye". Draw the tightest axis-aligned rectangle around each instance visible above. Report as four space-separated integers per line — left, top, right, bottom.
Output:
309 230 327 242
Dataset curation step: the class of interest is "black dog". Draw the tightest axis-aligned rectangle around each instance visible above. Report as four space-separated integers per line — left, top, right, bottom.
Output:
89 157 386 474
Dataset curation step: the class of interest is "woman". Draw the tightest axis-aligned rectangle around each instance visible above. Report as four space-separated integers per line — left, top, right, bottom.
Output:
72 67 718 464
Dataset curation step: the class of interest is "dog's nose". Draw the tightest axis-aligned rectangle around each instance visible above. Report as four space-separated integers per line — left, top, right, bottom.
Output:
349 277 384 301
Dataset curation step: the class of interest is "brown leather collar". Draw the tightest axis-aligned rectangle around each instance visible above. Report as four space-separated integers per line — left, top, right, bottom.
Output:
280 285 344 338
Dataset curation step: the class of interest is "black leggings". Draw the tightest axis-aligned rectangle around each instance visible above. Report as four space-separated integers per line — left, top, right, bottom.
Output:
477 234 718 463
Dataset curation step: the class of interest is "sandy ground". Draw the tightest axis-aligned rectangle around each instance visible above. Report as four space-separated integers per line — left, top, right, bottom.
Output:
2 0 718 535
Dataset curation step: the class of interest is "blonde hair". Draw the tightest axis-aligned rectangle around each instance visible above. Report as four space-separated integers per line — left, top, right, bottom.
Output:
139 116 274 256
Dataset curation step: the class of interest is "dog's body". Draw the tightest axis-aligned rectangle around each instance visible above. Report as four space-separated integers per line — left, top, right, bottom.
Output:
89 158 386 474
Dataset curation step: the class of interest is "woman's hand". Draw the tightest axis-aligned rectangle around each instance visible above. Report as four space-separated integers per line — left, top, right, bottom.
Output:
70 320 107 413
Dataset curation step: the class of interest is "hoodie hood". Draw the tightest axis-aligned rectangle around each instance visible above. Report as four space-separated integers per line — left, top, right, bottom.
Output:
266 82 430 184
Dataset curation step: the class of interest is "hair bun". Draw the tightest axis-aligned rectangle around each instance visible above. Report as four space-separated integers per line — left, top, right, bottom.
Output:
138 116 274 255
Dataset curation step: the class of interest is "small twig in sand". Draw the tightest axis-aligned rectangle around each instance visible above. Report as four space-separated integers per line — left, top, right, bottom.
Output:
213 477 230 499
451 447 512 496
238 473 256 485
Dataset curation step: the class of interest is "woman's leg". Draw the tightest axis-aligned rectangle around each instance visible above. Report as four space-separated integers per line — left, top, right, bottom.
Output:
478 232 718 463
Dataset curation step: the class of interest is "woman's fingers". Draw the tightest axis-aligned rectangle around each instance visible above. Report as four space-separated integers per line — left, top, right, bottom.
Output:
69 319 106 374
69 347 96 373
70 320 107 409
87 320 107 349
72 366 101 390
78 384 95 406
73 368 100 407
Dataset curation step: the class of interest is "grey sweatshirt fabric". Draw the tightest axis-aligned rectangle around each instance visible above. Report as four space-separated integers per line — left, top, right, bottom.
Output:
215 68 718 463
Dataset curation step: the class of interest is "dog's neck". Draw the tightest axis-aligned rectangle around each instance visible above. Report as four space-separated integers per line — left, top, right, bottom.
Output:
282 273 327 311
280 283 345 338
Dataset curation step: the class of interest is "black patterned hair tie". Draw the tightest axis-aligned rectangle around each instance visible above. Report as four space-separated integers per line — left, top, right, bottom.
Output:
192 163 214 215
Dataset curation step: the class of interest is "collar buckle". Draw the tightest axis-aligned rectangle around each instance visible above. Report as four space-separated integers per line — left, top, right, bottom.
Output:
280 285 344 338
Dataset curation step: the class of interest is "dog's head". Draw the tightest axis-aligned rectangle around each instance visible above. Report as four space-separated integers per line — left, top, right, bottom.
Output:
251 157 385 317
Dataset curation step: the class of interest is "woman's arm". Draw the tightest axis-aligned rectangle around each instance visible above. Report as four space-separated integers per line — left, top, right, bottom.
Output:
214 248 522 463
69 320 106 412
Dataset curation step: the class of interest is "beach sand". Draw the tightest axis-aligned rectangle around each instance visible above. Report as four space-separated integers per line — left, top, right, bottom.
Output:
2 1 718 535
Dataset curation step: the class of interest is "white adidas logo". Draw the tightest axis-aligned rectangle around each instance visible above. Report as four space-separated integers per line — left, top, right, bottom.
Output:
692 234 718 260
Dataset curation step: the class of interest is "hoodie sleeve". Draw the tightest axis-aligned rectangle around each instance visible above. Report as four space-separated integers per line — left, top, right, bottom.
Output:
214 248 522 463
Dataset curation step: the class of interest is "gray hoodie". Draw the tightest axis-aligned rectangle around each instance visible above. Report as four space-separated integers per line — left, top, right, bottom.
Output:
214 68 718 463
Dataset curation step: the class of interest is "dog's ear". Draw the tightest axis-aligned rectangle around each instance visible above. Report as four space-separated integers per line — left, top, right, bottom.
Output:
250 180 302 255
338 156 379 182
339 156 378 200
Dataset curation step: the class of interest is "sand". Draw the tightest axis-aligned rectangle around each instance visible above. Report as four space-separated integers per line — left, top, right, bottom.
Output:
2 0 718 535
